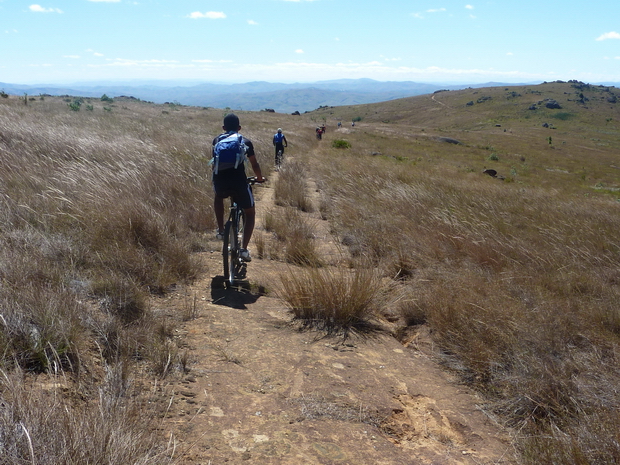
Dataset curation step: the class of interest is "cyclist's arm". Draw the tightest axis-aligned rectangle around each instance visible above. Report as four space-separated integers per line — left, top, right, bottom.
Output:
243 139 265 182
247 154 264 182
283 135 288 147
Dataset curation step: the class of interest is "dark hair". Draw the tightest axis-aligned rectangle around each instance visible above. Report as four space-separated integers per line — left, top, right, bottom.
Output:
223 113 240 131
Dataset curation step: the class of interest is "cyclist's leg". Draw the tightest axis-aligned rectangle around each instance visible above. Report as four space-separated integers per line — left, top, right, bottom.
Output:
232 182 256 250
242 206 255 250
214 196 225 233
213 176 233 234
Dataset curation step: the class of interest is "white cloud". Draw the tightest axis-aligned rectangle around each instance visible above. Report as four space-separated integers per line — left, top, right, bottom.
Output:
465 4 474 9
29 4 63 13
596 31 620 41
413 9 447 19
108 59 179 64
295 49 304 54
192 59 233 63
248 20 258 25
188 11 226 19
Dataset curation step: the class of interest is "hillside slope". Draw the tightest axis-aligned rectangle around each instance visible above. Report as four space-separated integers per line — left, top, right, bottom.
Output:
1 81 619 463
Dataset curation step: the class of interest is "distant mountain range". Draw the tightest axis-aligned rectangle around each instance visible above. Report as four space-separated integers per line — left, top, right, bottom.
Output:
2 78 618 113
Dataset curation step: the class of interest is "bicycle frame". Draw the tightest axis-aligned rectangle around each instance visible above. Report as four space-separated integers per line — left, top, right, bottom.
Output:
221 177 263 285
222 201 246 285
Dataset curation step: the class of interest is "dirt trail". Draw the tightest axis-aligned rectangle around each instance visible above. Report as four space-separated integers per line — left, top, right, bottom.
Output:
154 160 516 464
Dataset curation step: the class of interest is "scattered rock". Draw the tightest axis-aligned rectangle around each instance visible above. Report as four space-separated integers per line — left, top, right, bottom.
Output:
545 99 562 109
483 169 497 177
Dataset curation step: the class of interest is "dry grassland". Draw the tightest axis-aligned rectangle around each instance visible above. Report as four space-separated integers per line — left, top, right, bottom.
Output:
1 81 619 463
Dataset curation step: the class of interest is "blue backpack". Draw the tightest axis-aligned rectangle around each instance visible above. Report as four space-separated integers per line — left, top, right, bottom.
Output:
212 132 246 174
273 132 284 144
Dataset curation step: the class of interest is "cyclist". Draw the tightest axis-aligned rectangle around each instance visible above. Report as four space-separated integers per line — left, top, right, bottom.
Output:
272 128 287 163
212 113 265 262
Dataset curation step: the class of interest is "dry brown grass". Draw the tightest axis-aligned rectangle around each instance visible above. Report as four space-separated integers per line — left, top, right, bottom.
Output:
0 95 226 460
278 266 385 335
274 159 313 212
0 368 173 464
2 81 620 462
307 83 620 462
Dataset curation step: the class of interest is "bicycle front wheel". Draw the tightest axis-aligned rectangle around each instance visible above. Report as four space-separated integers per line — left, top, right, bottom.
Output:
222 221 237 285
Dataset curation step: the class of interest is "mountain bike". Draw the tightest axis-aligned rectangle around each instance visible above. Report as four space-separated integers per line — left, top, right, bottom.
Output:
222 177 263 285
275 149 283 170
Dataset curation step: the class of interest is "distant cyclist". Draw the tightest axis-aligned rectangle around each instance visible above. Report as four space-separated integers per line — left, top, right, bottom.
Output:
272 128 288 163
212 113 265 262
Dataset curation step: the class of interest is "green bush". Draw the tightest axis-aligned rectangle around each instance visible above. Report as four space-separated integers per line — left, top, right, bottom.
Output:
550 112 574 121
332 139 351 149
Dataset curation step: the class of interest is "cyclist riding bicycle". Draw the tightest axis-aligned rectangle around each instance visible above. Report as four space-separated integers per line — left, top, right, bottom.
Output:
272 128 287 163
212 113 264 262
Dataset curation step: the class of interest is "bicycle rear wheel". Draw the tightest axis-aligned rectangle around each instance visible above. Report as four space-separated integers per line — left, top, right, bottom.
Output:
222 220 237 285
276 150 283 169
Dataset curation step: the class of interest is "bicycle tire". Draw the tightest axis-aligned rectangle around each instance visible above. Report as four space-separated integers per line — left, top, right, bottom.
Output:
276 150 283 169
222 220 236 285
235 209 247 279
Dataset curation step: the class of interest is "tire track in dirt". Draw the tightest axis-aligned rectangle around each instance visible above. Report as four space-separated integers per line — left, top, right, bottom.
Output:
153 157 517 464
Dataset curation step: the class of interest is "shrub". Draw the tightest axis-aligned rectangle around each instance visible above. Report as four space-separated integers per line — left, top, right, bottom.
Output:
550 112 574 121
68 100 81 111
332 139 351 149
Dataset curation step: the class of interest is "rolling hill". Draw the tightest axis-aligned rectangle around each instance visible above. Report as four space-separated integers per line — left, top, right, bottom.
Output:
1 78 539 113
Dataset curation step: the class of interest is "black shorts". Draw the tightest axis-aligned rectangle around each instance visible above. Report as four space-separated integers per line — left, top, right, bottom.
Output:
213 170 255 209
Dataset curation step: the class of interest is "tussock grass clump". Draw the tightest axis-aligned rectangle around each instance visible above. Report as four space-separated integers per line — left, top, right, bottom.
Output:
274 159 313 212
264 208 321 266
0 368 173 464
278 267 384 334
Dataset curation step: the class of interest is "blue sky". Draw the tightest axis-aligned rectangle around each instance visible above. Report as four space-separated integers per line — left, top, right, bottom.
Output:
1 0 619 85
